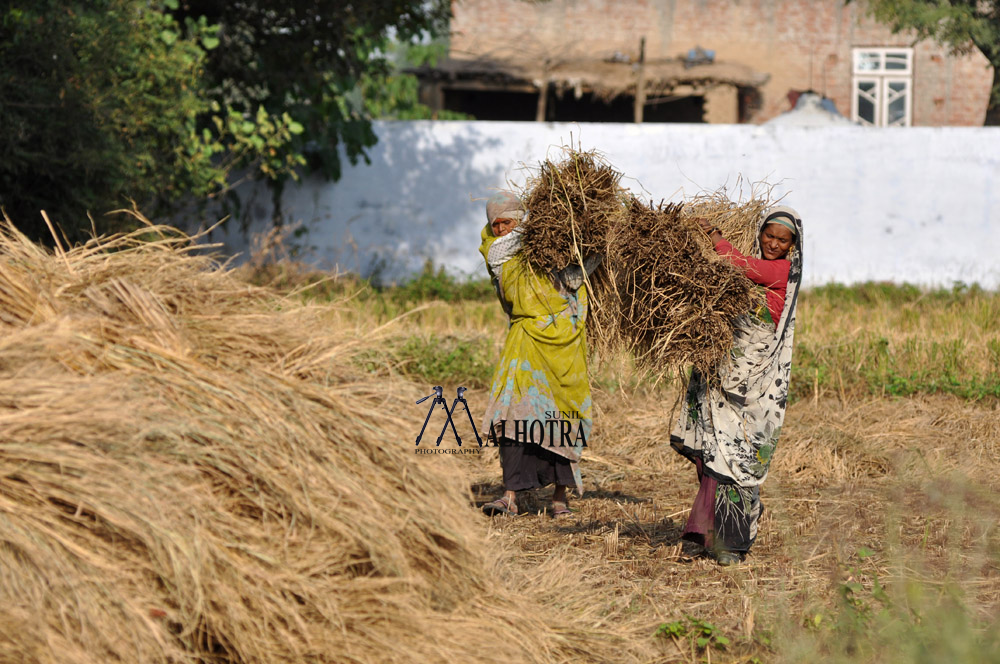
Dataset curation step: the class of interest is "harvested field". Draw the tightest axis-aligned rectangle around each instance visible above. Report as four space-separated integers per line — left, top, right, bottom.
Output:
316 267 1000 663
438 382 1000 664
4 220 1000 663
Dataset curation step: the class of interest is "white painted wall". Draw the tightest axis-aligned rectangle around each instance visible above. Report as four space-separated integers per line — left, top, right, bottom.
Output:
205 121 1000 288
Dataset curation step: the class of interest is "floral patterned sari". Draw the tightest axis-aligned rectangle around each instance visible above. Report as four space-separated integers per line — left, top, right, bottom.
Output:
671 206 804 552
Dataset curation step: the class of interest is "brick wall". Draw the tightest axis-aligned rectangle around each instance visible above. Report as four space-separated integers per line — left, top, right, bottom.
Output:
450 0 993 125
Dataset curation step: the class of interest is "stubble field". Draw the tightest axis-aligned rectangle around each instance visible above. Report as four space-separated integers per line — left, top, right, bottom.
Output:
325 266 1000 663
2 226 998 663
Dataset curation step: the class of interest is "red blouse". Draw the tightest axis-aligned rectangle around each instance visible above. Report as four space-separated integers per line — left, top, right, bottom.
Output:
714 238 789 326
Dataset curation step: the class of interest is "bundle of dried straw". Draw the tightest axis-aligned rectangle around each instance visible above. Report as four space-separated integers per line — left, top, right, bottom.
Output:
595 198 761 375
681 184 775 257
518 150 766 375
519 150 625 274
0 213 627 663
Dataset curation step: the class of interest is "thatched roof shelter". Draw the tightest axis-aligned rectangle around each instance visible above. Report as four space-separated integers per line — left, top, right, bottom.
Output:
413 55 769 102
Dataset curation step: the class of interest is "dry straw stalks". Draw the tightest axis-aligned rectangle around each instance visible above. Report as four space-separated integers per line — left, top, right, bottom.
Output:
0 213 636 664
679 177 782 258
520 150 625 273
598 197 760 377
518 149 770 377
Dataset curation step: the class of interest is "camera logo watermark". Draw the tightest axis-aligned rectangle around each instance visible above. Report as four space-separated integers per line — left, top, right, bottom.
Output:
412 387 586 455
414 386 482 452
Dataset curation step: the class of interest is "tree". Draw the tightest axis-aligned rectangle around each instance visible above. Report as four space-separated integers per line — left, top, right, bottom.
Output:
858 0 1000 124
2 2 197 239
170 0 453 223
0 1 304 241
0 1 451 242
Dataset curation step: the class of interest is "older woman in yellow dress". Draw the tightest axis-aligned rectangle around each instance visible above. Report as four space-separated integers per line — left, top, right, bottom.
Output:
479 191 596 517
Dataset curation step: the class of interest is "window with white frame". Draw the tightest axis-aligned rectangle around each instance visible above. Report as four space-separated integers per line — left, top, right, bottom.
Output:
852 48 913 127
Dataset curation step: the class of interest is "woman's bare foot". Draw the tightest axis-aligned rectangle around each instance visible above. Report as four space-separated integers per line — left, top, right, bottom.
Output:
551 485 571 517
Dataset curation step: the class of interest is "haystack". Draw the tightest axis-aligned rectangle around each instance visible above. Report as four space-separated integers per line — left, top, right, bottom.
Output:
0 214 629 663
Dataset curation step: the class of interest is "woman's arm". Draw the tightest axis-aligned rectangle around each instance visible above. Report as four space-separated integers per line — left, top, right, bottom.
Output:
695 218 788 288
698 217 725 245
714 238 789 289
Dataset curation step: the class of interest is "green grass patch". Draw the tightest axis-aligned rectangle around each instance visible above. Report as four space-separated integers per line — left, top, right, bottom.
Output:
259 265 1000 403
791 282 1000 402
356 333 497 389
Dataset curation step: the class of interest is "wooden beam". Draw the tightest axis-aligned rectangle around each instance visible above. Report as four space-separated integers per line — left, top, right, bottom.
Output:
634 37 647 123
535 80 548 122
440 80 538 93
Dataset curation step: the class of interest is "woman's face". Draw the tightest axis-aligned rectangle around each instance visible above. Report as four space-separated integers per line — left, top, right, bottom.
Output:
759 223 795 260
491 217 518 237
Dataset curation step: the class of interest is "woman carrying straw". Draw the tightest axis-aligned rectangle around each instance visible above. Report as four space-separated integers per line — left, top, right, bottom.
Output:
671 206 803 565
479 191 597 518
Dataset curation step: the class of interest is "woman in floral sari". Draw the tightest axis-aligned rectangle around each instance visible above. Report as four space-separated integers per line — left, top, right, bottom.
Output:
671 206 803 565
478 191 597 518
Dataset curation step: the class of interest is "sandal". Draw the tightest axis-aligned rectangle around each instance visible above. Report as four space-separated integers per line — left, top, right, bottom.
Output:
550 500 572 518
709 548 745 567
482 496 518 516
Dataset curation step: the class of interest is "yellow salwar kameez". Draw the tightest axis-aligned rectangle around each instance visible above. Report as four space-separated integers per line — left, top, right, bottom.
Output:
479 223 592 492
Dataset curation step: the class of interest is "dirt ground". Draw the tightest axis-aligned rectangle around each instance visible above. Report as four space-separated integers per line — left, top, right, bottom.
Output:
426 386 1000 662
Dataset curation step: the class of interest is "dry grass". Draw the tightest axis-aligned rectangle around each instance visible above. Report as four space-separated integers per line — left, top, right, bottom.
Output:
4 216 999 663
679 179 780 257
459 387 1000 663
333 275 1000 663
518 149 767 376
519 148 625 274
593 197 761 376
0 215 644 664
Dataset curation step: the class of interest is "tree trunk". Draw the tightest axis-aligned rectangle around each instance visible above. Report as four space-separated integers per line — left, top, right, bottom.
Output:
985 104 1000 126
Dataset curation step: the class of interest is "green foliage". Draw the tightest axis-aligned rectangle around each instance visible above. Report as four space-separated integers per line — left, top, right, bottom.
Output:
0 1 308 241
791 548 1000 663
395 335 496 387
656 615 731 653
0 1 452 242
1 1 204 239
807 280 988 307
857 0 1000 119
363 41 470 120
386 260 495 304
357 334 496 388
792 335 1000 402
171 1 454 187
789 282 1000 403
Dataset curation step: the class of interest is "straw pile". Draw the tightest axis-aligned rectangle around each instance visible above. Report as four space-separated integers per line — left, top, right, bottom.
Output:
0 214 627 663
518 149 764 375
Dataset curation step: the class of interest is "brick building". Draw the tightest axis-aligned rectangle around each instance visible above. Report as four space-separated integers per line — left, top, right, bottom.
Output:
414 0 993 126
